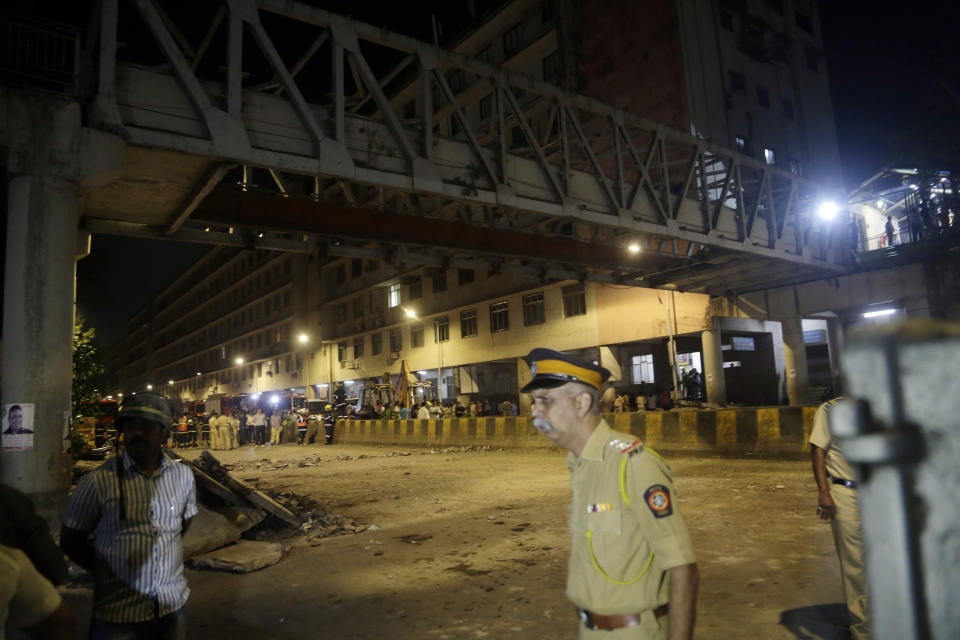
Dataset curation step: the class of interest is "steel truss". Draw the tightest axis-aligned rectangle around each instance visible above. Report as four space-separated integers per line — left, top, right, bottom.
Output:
85 0 846 292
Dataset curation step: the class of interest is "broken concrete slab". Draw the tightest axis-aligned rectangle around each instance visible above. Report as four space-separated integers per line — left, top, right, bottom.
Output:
210 504 267 532
188 540 285 573
182 504 242 559
194 452 301 527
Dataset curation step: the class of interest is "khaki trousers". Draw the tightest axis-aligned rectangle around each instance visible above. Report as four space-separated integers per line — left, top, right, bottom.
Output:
830 484 869 640
270 427 282 444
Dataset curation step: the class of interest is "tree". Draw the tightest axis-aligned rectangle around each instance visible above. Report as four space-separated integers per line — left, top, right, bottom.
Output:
72 312 103 409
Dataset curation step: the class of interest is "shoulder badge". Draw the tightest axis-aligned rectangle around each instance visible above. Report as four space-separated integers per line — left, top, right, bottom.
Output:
610 439 642 454
643 484 672 518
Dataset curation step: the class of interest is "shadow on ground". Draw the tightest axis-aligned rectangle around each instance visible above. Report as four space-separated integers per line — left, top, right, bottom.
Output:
780 603 850 640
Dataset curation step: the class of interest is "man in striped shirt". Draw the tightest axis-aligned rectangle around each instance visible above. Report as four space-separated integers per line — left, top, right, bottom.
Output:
61 392 198 640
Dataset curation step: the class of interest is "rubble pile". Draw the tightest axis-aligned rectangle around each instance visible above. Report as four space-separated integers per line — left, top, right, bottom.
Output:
169 451 366 571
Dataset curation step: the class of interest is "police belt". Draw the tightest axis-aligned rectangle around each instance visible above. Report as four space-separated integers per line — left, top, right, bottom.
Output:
829 475 857 489
578 605 668 631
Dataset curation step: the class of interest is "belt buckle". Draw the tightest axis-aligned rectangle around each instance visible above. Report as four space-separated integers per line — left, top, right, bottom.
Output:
577 608 598 630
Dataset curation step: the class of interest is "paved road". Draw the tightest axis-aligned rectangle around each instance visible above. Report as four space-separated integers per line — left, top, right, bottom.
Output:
63 443 851 639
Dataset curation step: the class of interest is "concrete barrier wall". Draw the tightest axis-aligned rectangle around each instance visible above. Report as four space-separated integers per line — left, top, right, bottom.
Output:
338 406 820 457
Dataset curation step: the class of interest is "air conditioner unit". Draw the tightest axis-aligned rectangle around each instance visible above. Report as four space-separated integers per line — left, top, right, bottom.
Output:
339 360 351 369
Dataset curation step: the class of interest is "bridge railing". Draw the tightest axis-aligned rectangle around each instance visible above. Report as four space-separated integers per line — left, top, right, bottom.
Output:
0 16 80 94
89 0 845 271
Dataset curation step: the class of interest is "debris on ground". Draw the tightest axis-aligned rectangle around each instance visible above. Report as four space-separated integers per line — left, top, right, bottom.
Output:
189 540 286 573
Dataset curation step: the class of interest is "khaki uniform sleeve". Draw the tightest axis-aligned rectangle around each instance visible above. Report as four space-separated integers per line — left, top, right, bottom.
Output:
809 403 831 450
2 545 62 630
627 454 696 570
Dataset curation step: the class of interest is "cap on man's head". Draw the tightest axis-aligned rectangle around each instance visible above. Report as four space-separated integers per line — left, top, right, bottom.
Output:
521 348 611 393
117 392 172 429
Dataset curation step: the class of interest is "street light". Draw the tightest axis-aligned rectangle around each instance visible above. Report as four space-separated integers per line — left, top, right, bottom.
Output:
628 243 641 253
298 333 309 343
816 201 839 221
405 308 417 319
168 380 174 385
235 357 244 365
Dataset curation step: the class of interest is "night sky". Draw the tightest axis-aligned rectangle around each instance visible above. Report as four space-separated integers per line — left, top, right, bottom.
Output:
58 1 960 347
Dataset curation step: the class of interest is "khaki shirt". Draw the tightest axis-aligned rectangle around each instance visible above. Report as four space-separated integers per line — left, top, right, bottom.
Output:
566 421 696 615
809 398 856 483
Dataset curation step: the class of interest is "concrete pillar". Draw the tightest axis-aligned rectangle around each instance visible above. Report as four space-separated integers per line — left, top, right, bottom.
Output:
825 317 844 391
780 315 811 406
517 357 532 416
701 319 727 406
1 176 79 492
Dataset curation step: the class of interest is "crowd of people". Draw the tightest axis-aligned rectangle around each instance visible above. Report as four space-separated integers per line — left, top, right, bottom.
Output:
167 405 342 449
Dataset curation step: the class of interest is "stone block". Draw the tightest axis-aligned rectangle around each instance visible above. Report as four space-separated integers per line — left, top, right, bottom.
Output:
189 540 286 573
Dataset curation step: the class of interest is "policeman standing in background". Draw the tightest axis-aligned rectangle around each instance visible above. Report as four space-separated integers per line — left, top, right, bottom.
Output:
523 348 698 640
809 397 869 640
323 404 337 445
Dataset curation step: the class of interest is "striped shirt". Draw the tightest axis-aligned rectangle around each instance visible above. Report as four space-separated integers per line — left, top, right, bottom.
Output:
63 450 198 623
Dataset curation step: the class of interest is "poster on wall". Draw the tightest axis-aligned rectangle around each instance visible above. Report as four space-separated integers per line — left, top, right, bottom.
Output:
2 403 35 451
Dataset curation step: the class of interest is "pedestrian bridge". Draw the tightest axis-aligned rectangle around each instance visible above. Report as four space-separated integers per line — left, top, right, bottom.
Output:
72 0 846 293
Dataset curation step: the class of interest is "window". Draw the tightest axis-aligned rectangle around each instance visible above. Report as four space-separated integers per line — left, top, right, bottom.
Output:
782 98 795 120
542 51 561 85
371 332 382 355
541 0 557 22
338 342 347 361
631 354 655 384
408 278 422 300
432 270 447 293
353 298 364 318
719 10 734 31
458 268 475 285
478 93 493 120
436 316 450 342
353 337 364 359
763 148 776 165
728 71 746 93
735 135 748 154
503 24 522 56
351 258 362 278
411 324 424 348
388 283 401 308
562 284 586 317
448 69 466 93
389 329 402 353
789 158 802 175
805 47 819 72
335 264 345 284
523 292 545 326
756 84 769 108
490 301 510 332
335 303 346 323
460 309 478 338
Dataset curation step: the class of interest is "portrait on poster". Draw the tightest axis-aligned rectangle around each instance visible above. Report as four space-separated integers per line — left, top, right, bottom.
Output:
2 403 35 451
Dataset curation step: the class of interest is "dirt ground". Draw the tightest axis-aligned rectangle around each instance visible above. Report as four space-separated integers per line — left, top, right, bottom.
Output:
62 442 852 639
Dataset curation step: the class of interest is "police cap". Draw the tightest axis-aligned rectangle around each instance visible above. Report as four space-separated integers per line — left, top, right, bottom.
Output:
520 348 611 393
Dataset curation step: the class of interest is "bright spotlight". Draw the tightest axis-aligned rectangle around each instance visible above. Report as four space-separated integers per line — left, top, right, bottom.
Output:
146 384 153 391
816 201 839 221
862 309 896 318
168 380 174 385
235 357 244 365
196 372 202 376
405 308 417 319
270 394 279 404
298 333 309 343
628 243 641 253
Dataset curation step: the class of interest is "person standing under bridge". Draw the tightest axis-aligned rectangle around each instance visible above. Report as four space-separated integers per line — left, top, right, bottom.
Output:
523 348 698 640
810 397 869 640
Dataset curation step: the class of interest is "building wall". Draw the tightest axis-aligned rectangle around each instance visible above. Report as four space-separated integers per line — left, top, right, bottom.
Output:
595 286 711 346
571 0 690 130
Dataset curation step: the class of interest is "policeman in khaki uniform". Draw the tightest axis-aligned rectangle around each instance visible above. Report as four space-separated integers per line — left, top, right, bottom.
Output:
522 348 698 640
809 398 869 640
